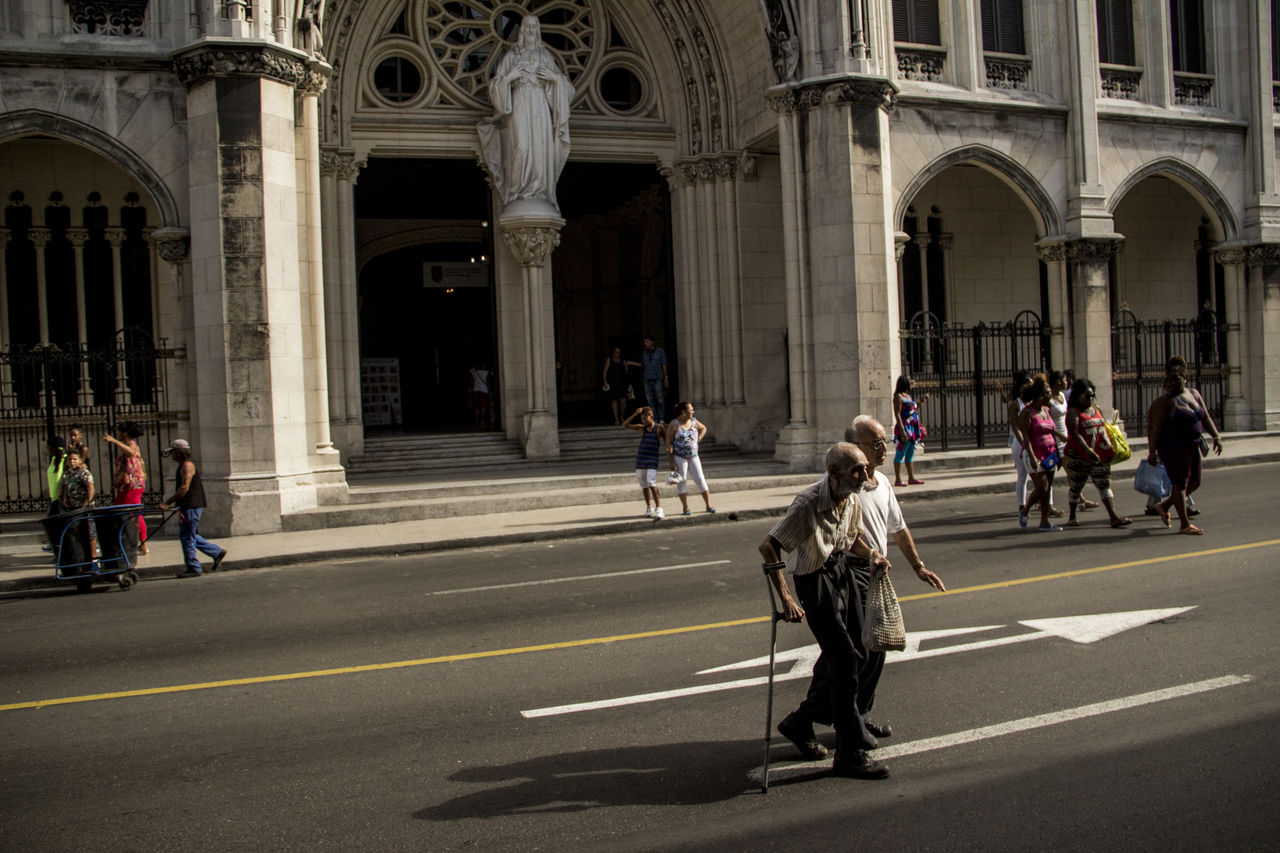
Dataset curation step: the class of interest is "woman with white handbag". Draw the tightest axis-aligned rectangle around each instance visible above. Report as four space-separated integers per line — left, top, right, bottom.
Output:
665 401 716 515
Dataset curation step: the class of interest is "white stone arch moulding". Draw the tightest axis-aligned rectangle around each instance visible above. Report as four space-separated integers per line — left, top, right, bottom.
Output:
893 144 1062 238
0 109 182 228
1106 157 1238 244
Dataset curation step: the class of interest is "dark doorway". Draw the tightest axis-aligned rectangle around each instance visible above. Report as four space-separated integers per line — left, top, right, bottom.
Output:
355 158 496 433
552 162 676 425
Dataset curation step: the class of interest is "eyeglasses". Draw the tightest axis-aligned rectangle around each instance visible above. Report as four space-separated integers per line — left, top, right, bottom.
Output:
859 438 888 451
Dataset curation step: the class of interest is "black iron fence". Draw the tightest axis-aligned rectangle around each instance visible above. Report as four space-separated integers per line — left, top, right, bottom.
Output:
899 311 1050 451
1110 309 1226 426
0 331 181 514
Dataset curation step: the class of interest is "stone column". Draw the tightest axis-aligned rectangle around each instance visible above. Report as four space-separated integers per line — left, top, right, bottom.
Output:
1229 244 1280 430
104 226 130 399
333 151 365 459
1064 237 1122 414
769 93 817 458
299 63 337 458
319 148 346 448
500 217 563 458
674 163 703 402
1037 240 1072 371
67 227 92 405
695 160 723 404
29 227 50 343
151 227 191 420
714 154 745 405
1213 247 1249 429
173 40 328 535
766 76 900 469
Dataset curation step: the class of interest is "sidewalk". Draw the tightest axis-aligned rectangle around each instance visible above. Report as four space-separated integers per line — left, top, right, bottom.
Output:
4 431 1277 593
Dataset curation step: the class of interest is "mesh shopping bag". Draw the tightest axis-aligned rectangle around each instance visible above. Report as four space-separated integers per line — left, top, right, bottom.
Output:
862 568 907 652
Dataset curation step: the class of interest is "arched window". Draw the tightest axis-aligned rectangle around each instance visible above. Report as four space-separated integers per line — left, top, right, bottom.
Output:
1169 0 1205 73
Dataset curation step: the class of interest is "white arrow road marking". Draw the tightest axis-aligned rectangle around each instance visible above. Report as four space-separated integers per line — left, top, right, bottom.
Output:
520 608 1195 719
750 674 1253 787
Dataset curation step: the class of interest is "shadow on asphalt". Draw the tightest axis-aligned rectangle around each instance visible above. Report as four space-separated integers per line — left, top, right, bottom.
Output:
413 739 761 818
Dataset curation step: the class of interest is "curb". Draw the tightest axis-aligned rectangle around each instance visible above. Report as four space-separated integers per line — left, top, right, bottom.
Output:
4 450 1276 595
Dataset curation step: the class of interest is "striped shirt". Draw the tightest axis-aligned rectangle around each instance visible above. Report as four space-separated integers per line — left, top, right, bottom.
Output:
635 426 661 469
767 474 863 576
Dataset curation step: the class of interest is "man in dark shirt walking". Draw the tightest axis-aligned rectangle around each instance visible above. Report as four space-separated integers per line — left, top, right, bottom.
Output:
159 439 227 578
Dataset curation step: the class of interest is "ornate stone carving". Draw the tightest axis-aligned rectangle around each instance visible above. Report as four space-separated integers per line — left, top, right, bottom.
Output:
1036 243 1067 262
66 0 148 36
476 15 573 218
153 232 190 263
711 155 736 180
173 44 308 88
1173 73 1213 107
502 225 562 267
1217 243 1280 267
103 226 127 248
739 152 759 182
296 0 326 57
985 56 1031 91
1100 66 1142 100
769 78 896 114
1061 238 1121 262
896 46 945 82
320 150 364 182
300 64 330 97
66 227 89 248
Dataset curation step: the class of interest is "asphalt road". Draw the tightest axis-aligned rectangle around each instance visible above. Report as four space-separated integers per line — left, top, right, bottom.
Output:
2 464 1278 851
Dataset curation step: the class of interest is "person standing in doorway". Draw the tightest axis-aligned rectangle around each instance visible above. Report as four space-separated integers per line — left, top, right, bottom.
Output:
159 439 227 578
641 335 669 420
602 346 639 425
468 361 492 430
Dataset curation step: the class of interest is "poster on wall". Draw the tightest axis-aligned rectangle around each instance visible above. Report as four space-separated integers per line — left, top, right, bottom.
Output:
361 358 402 426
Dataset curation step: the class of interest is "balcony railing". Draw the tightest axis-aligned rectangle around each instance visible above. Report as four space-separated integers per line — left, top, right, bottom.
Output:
895 44 946 82
1100 64 1142 100
984 53 1031 91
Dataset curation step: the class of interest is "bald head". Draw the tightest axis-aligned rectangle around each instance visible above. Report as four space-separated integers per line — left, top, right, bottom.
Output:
844 415 888 470
826 441 869 500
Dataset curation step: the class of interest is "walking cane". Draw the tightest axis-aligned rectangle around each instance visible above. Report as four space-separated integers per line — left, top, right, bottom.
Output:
761 568 783 794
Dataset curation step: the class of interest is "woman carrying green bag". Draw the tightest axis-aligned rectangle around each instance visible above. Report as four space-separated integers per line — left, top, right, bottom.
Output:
1063 379 1132 528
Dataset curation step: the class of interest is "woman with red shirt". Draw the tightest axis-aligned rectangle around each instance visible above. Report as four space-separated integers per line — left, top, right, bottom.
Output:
1063 379 1131 529
104 421 149 556
1014 374 1061 531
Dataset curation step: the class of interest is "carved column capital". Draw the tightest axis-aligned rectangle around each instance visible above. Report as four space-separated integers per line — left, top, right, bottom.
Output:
712 155 737 180
767 76 898 115
172 41 309 89
935 233 954 251
66 227 90 248
300 60 332 96
1036 242 1067 262
104 227 127 248
151 227 191 263
501 223 563 268
28 227 50 249
324 150 365 182
1061 237 1123 262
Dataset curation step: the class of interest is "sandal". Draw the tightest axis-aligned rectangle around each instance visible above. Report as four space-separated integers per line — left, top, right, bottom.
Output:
1110 517 1133 528
1081 499 1099 510
1156 505 1171 528
1066 519 1080 528
908 479 925 485
1178 524 1203 535
894 480 906 487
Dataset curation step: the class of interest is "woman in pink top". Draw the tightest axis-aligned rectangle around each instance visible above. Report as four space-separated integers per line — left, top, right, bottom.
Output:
1014 374 1062 531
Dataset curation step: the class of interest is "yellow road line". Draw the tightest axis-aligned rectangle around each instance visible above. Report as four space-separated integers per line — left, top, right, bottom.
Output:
5 538 1277 712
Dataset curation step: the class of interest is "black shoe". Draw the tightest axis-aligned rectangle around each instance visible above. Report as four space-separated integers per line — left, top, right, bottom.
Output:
865 719 893 739
1187 508 1201 517
176 569 203 578
777 713 829 761
211 550 228 572
832 750 890 780
1144 506 1161 516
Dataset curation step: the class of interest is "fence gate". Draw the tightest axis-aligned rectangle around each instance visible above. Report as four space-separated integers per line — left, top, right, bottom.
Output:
1110 309 1226 426
0 329 180 515
899 311 1050 451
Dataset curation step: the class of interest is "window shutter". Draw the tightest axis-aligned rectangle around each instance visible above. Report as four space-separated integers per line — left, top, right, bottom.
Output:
998 0 1025 54
912 0 941 45
1273 0 1280 81
1171 0 1205 73
893 0 909 42
1097 0 1134 65
981 0 997 50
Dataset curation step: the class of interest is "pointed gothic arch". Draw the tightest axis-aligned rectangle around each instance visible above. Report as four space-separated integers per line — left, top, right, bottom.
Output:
1108 157 1237 243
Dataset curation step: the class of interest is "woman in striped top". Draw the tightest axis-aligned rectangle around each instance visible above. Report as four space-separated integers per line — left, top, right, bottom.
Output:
623 406 664 519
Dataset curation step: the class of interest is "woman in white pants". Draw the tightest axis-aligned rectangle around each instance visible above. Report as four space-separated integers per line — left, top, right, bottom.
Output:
666 401 716 515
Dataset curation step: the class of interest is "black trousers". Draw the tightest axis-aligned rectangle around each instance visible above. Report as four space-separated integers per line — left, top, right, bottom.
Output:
791 555 878 752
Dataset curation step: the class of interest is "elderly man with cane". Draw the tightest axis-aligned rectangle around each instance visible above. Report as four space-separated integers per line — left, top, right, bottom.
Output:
759 442 894 779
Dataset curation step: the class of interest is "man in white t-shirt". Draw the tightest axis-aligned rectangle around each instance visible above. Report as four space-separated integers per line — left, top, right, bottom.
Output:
840 415 945 733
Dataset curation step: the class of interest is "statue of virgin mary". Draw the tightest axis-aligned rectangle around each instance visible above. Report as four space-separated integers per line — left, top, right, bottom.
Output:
477 15 573 216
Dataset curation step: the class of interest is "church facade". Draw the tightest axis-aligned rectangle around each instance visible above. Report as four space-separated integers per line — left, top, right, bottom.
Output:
2 0 1278 534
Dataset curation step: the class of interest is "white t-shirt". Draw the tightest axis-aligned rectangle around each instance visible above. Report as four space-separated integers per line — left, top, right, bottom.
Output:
857 470 907 555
